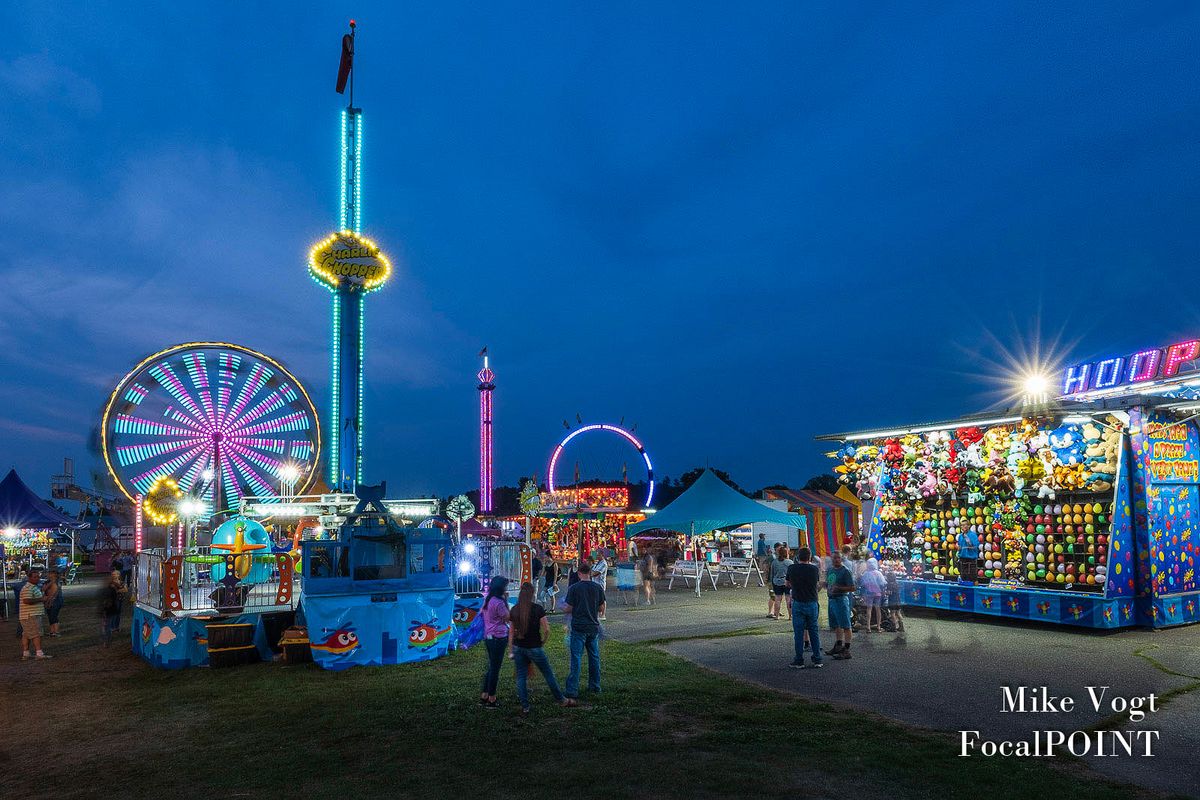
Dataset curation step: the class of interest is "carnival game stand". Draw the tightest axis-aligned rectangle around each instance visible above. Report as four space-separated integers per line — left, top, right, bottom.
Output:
845 405 1199 630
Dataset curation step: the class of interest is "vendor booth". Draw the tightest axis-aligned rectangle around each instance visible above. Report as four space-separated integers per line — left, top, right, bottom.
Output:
760 488 857 558
820 335 1200 630
625 470 807 595
0 470 85 614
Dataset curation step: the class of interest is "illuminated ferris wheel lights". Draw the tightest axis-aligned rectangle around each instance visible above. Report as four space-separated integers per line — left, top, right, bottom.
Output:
101 342 321 512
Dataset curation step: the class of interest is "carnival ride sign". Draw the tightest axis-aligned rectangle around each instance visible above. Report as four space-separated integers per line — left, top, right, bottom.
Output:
308 231 392 291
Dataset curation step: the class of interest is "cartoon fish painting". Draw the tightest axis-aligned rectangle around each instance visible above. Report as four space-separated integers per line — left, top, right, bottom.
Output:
408 620 452 648
141 620 152 644
452 604 478 628
311 627 360 656
156 626 177 646
193 632 208 647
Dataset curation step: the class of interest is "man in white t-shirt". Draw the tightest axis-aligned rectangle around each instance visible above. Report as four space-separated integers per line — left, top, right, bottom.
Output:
591 552 608 619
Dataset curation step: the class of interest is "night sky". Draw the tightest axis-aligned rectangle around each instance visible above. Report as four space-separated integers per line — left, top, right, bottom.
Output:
1 4 1198 499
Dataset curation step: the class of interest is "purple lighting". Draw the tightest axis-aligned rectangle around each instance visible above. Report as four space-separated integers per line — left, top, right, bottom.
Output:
477 352 495 515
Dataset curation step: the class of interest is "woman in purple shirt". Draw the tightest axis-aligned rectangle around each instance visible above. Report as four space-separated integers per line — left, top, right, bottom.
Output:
479 576 511 709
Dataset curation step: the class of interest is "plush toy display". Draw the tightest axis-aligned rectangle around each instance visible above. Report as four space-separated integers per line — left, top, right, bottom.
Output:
831 415 1124 595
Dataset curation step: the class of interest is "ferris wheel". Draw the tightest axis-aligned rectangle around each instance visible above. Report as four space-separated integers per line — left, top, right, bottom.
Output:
548 423 655 508
101 342 321 515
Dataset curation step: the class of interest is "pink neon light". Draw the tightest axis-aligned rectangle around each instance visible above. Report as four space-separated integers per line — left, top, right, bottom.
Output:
547 423 655 506
478 363 495 514
1126 349 1161 382
134 494 144 552
1163 340 1200 377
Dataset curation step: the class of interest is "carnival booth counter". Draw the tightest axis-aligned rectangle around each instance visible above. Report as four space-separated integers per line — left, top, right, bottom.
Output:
822 337 1200 630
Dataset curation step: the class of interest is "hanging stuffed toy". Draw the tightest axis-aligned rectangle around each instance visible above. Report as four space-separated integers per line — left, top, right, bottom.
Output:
956 426 984 447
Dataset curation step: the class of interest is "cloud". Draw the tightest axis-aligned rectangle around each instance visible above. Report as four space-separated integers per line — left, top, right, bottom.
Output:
0 53 101 114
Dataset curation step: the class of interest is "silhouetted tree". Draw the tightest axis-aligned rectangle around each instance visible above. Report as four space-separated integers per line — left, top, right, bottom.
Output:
678 467 747 496
803 474 839 493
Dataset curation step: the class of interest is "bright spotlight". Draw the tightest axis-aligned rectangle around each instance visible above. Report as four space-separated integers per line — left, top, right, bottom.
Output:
201 468 215 482
179 499 205 518
1023 374 1049 396
279 464 301 483
457 560 473 575
3 527 18 537
1020 372 1051 405
463 542 477 555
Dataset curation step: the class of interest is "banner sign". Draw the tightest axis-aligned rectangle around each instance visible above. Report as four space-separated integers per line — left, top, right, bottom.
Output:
1061 338 1200 396
308 231 392 291
303 587 455 671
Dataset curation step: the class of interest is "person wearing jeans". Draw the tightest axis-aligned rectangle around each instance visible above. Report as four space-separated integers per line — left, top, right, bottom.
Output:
785 547 823 669
563 560 606 697
478 577 511 709
509 581 575 715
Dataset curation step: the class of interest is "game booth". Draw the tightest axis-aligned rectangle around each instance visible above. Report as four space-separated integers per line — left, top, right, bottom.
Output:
536 485 646 562
760 488 857 559
821 337 1200 629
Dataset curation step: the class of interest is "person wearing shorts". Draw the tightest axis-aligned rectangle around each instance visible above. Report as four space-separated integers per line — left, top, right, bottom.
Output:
859 558 886 632
19 569 51 660
767 544 793 619
825 552 855 660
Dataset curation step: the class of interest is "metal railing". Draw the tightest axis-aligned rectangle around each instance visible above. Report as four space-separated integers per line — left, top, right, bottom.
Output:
135 547 298 617
454 541 531 595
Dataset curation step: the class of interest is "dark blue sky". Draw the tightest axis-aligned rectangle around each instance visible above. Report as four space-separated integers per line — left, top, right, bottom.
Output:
1 3 1198 498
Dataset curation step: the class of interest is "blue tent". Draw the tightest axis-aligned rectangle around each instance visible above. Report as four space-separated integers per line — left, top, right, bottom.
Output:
0 470 84 530
625 469 807 536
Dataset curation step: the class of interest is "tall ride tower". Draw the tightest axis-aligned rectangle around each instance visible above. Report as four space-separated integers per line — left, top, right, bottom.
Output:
477 349 495 515
310 20 392 492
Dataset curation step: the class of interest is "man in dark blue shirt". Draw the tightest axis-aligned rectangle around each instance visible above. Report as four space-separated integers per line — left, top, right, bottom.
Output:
957 529 980 584
564 560 606 697
785 548 823 668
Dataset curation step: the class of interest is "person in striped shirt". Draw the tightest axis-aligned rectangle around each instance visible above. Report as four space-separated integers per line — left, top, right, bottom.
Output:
19 569 51 660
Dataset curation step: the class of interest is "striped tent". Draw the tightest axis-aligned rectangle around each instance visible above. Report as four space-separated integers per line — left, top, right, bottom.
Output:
761 488 856 558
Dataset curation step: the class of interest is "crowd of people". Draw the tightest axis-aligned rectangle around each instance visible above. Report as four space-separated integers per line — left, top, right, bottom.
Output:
755 533 904 669
13 566 130 659
476 557 608 715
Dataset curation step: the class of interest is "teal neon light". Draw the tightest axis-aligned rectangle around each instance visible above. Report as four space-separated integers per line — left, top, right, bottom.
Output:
328 286 341 487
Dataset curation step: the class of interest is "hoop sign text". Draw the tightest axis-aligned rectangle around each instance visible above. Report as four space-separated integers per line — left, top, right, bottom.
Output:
308 231 392 292
1062 339 1200 395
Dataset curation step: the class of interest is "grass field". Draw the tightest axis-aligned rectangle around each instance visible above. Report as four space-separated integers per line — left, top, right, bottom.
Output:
0 583 1178 800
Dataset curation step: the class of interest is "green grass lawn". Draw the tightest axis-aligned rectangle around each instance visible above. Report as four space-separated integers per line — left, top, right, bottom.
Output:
0 585 1175 800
